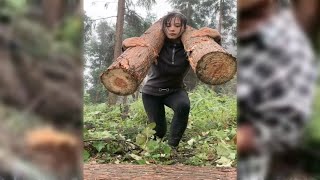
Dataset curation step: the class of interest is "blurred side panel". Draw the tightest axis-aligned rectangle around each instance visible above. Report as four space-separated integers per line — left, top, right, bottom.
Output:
237 0 320 179
0 0 83 179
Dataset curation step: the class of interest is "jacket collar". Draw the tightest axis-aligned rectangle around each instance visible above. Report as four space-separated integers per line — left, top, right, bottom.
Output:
164 39 183 48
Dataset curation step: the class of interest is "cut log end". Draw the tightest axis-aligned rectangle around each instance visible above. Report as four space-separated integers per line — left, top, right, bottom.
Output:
100 68 138 96
196 52 237 85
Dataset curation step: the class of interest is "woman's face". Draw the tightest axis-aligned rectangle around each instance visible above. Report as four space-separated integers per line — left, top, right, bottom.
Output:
164 17 185 40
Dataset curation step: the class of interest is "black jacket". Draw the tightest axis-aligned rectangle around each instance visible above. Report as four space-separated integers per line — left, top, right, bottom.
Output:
142 39 190 96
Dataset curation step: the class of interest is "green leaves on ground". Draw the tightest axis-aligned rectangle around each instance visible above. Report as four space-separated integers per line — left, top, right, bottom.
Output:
84 85 237 167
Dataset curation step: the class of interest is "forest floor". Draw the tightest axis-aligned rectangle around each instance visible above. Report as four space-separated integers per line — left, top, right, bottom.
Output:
83 161 237 180
83 161 317 180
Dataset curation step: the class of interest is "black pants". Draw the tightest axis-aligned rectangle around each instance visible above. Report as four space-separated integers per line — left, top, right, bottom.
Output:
142 89 190 147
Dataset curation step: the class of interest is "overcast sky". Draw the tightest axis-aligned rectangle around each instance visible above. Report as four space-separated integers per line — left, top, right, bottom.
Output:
84 0 172 23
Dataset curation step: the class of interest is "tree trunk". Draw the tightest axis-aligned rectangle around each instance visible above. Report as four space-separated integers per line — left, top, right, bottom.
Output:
183 1 199 91
42 0 65 28
181 26 236 85
120 96 129 120
107 0 125 104
100 19 165 96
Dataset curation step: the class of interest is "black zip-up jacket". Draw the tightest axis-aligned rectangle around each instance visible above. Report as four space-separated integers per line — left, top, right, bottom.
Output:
142 39 190 96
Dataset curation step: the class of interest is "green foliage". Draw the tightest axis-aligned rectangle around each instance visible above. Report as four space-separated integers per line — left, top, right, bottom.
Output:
12 18 52 57
0 0 27 17
54 16 83 50
84 20 115 102
136 0 156 10
304 85 320 146
83 150 90 162
84 85 236 167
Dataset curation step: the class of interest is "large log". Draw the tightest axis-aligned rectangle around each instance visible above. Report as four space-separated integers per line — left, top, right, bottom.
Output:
181 26 237 85
100 20 165 96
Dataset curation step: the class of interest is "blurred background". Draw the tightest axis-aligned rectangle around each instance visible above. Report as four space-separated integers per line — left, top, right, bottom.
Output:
0 0 82 179
238 0 320 179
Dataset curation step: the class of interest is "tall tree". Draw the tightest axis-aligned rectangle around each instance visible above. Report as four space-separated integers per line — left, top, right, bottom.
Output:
107 0 126 105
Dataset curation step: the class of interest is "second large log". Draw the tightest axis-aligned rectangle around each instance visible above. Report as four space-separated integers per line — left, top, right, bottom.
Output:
181 27 237 85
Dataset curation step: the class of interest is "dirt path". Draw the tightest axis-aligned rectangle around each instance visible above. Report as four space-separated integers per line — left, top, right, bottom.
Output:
84 163 236 180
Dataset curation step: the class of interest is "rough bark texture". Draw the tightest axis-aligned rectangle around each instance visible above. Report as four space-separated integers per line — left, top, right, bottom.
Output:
182 26 237 85
101 19 165 95
84 163 237 180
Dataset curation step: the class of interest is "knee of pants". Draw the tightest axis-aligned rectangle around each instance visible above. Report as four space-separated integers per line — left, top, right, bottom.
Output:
174 102 190 114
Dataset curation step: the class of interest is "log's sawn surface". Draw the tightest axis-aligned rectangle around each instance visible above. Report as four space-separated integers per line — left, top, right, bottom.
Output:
100 19 165 96
181 26 237 85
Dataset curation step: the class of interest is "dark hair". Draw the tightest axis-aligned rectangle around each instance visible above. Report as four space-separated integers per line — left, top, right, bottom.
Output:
162 11 187 35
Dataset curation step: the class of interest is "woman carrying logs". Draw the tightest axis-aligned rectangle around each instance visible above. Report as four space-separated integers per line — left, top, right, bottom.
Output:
122 11 221 148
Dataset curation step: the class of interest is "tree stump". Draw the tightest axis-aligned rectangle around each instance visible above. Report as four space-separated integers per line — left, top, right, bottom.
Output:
181 26 237 85
100 19 165 96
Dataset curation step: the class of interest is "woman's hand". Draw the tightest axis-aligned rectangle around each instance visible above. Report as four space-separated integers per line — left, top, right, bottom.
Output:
191 27 221 44
122 37 149 50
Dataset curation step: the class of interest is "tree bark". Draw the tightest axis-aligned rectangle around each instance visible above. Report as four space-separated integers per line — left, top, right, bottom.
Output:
181 26 237 85
100 19 165 96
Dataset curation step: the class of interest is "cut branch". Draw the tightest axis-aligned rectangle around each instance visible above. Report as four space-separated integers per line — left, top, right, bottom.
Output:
89 16 117 21
84 138 142 151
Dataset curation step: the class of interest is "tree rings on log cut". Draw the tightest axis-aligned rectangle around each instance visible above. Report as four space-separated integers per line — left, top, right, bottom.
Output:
101 69 138 96
100 19 164 96
181 26 236 85
197 52 236 85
